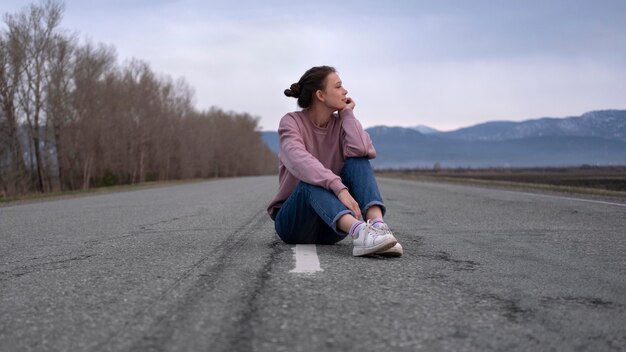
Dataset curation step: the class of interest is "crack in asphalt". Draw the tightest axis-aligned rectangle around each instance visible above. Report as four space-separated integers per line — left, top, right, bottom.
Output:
227 239 283 351
136 211 208 231
417 250 480 272
540 296 618 309
478 293 534 323
0 254 95 280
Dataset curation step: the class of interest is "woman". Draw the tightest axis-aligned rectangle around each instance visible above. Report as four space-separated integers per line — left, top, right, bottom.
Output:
267 66 403 257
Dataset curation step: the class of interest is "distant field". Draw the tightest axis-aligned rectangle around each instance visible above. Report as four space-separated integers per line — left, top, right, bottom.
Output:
377 166 626 198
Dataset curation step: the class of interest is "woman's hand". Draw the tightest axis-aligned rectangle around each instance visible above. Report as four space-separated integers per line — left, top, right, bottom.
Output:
344 97 356 110
338 188 362 220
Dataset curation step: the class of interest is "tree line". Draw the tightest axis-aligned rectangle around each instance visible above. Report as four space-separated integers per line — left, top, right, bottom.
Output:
0 1 277 198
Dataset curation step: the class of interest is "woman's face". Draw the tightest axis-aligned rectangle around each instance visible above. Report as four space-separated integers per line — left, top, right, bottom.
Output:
319 72 348 110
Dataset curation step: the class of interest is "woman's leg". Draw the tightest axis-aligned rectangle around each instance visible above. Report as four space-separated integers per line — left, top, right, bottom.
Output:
340 157 386 220
275 179 398 256
341 157 404 257
274 181 354 244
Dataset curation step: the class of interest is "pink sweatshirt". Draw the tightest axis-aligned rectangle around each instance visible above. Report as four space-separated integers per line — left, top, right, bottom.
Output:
267 108 376 219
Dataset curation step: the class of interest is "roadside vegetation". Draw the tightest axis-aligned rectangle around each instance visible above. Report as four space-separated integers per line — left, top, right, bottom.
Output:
377 166 626 200
0 1 277 201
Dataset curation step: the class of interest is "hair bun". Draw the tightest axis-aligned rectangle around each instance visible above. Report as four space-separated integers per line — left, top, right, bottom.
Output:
284 83 301 98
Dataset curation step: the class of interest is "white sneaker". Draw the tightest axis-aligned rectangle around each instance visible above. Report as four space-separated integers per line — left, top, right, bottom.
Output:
352 220 397 257
377 243 403 257
373 223 403 257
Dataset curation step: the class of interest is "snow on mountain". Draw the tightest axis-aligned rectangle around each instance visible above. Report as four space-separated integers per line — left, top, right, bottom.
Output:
442 110 626 141
412 125 440 134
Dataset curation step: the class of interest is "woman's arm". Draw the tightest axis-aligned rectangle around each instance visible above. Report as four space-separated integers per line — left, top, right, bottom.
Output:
340 103 376 159
279 114 347 195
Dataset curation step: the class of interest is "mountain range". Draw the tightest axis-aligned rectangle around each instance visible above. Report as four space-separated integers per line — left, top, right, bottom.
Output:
261 110 626 168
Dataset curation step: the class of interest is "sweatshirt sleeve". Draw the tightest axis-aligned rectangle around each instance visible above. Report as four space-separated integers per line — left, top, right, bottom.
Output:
278 114 347 195
340 108 376 159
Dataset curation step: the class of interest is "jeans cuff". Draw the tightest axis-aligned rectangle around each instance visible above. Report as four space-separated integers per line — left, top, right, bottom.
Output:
363 201 386 218
331 209 353 235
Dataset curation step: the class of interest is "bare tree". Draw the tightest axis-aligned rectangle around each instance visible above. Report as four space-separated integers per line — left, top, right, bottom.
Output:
177 108 277 179
71 41 115 189
0 29 27 195
45 32 75 190
5 0 64 192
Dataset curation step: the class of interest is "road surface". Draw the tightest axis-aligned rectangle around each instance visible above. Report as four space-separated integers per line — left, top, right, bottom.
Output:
1 176 625 351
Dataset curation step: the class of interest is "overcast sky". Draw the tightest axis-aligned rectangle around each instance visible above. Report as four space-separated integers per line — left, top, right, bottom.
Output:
3 0 625 131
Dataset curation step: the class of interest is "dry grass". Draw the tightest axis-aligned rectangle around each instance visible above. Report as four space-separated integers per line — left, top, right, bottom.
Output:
377 166 626 201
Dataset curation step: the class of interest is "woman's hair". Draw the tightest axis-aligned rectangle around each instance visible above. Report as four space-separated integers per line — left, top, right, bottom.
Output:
284 66 336 109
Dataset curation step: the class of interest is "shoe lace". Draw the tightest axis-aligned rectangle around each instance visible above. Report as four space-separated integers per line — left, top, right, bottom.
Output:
364 219 386 238
376 223 393 235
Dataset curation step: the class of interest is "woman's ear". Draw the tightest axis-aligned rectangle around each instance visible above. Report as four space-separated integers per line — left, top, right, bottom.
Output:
315 89 324 102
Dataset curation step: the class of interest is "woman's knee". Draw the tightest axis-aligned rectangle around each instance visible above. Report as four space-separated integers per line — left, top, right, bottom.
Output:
344 157 370 166
343 157 370 173
341 157 375 180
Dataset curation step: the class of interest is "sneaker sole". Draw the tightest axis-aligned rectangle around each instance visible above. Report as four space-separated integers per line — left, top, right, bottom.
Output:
377 249 403 257
353 236 397 257
376 243 403 257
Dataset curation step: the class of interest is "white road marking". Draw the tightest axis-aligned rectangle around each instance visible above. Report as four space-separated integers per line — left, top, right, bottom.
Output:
289 244 323 273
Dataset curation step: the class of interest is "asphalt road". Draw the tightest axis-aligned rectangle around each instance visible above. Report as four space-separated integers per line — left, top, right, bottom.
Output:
1 176 625 352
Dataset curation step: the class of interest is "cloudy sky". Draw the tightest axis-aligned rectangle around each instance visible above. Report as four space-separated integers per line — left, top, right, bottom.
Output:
3 0 625 131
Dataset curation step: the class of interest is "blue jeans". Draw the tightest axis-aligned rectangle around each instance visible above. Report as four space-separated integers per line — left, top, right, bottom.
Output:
274 157 386 244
